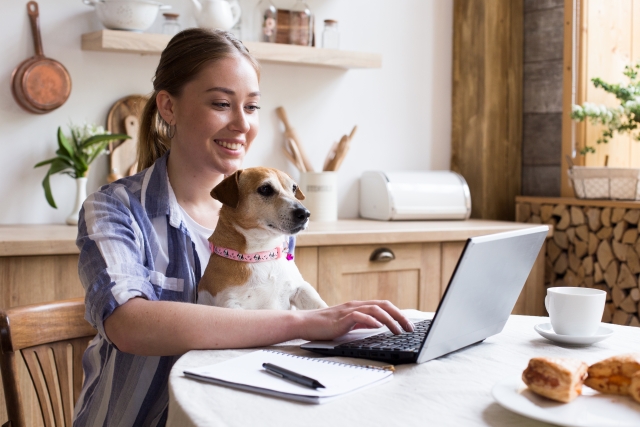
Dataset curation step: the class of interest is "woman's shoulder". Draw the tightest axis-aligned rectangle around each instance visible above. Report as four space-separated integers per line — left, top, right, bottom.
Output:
97 169 147 198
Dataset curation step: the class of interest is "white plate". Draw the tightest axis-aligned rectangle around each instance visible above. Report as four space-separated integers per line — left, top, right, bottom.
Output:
534 323 613 345
492 377 640 427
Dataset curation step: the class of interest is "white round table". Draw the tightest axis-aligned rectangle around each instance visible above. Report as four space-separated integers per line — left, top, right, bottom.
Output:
167 313 639 427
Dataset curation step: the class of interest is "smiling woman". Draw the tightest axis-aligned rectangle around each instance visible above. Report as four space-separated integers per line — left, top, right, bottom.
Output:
72 28 413 427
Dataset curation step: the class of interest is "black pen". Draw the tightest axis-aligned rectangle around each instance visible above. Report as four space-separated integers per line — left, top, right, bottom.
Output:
262 363 326 389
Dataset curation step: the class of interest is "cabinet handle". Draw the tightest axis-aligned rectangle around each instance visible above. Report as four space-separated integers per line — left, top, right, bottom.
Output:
369 248 395 262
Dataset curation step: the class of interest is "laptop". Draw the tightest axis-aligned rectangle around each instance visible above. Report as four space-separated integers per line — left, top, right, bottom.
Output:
301 225 549 364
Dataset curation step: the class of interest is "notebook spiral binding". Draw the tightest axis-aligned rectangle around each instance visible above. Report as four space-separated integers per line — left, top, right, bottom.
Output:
264 350 390 372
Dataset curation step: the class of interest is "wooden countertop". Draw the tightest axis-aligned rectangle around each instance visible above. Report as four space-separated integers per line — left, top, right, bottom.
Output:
0 225 79 256
0 220 549 256
296 219 550 246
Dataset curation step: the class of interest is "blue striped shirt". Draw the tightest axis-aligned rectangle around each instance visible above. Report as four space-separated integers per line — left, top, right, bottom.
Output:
73 152 205 426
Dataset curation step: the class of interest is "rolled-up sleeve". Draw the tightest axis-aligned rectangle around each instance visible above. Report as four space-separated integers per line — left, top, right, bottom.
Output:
76 188 158 343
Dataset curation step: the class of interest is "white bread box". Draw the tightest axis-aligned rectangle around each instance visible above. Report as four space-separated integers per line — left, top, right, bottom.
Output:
359 171 472 221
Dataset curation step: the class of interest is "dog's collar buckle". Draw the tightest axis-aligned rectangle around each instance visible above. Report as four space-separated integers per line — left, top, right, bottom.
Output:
209 242 293 263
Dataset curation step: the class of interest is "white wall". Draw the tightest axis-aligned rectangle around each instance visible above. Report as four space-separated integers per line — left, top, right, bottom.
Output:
0 0 452 224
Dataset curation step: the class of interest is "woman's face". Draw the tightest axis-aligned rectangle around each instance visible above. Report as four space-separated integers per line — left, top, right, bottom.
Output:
160 55 260 176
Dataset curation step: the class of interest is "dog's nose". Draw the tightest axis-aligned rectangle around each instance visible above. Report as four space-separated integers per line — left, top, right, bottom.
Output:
292 207 310 223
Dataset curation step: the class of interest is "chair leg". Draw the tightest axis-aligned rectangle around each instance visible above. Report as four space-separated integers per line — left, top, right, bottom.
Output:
1 352 25 427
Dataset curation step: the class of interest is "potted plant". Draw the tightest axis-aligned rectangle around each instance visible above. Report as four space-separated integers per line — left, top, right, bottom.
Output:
35 123 129 225
570 62 640 200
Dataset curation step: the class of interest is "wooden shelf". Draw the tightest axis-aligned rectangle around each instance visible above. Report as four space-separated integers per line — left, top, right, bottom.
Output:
81 30 382 69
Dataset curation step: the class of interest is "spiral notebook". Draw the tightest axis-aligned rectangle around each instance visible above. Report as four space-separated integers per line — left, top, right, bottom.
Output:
183 350 393 404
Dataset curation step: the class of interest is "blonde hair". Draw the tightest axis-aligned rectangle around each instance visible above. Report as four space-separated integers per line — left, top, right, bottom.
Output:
137 28 260 171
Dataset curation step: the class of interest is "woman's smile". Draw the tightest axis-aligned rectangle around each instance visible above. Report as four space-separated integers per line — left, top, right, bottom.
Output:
214 138 245 152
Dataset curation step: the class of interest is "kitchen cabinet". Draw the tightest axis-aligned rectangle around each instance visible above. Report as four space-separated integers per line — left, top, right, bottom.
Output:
81 30 382 69
293 219 548 316
0 219 547 426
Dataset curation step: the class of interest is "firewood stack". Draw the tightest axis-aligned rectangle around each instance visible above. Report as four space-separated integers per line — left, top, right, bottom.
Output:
516 201 640 327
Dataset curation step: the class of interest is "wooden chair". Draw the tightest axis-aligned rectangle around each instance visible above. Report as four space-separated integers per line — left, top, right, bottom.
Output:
0 298 96 427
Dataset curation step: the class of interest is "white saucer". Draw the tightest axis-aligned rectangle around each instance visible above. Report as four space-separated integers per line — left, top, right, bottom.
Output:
534 323 613 345
492 377 640 427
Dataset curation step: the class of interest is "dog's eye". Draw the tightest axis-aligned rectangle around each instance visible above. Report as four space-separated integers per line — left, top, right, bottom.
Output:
257 184 275 197
292 185 298 193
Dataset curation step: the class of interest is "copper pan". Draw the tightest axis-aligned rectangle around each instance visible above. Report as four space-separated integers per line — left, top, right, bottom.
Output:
11 1 71 114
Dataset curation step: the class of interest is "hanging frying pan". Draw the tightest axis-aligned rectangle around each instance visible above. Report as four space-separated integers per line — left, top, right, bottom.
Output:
11 1 71 114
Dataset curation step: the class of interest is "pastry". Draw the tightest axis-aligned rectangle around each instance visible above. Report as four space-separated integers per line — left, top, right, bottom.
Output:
630 371 640 403
585 353 640 395
522 357 589 403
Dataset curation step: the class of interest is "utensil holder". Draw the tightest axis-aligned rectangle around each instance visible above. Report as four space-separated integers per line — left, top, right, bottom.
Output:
299 172 337 222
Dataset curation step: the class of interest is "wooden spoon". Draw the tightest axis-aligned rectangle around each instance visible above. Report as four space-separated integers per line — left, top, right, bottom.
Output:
276 106 314 172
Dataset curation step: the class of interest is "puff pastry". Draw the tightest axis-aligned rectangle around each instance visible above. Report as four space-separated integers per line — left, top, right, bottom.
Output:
585 353 640 395
630 371 640 403
522 357 589 403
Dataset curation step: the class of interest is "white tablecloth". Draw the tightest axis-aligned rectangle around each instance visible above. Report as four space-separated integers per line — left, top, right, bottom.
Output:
167 313 640 427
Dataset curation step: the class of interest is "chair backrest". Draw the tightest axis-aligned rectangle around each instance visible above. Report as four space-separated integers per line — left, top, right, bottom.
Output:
0 298 97 427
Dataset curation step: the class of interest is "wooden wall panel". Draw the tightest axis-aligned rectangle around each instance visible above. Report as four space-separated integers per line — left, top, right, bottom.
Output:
452 0 524 220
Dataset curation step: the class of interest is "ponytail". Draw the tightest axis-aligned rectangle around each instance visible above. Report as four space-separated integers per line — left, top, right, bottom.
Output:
137 92 171 171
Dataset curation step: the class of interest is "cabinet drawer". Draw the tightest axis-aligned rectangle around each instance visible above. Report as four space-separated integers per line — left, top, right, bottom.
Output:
317 243 441 311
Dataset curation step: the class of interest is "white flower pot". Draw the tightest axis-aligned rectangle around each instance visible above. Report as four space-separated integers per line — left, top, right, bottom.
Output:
66 177 88 226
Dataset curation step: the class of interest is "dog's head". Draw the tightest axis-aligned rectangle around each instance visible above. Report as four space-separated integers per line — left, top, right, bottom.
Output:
211 167 310 235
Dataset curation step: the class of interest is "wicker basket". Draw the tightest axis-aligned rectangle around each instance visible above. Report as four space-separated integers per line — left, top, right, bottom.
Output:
569 166 640 200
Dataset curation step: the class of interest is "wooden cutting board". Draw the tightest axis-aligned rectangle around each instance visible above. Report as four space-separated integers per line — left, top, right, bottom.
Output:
106 94 148 182
108 115 139 182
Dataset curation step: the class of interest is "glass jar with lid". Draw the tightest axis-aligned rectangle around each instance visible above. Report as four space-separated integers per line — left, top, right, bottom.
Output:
321 19 339 49
289 0 312 46
162 13 181 36
253 0 277 42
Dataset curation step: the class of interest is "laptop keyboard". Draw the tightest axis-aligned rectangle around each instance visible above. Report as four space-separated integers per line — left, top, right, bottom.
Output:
336 319 432 353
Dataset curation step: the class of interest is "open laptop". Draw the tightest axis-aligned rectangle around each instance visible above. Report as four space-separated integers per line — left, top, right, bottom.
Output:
301 225 549 364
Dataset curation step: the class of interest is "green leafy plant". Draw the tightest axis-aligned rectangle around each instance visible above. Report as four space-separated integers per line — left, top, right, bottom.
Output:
572 63 640 155
34 123 129 208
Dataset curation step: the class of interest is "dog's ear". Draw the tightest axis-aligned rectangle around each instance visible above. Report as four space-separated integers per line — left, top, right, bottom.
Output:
294 184 305 201
211 170 243 208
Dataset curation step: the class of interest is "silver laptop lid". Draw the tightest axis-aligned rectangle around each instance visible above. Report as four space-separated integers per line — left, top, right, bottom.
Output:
416 225 548 363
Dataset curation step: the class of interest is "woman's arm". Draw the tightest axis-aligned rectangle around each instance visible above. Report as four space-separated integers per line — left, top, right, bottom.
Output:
105 298 414 356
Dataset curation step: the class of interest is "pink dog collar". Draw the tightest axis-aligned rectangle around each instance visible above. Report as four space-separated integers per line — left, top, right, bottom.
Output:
210 241 293 262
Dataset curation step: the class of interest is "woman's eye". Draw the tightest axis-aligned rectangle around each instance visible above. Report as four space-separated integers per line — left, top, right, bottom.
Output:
245 105 261 112
257 184 274 197
212 102 230 109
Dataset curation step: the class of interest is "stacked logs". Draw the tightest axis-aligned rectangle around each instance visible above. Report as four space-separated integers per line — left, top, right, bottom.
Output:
516 202 640 327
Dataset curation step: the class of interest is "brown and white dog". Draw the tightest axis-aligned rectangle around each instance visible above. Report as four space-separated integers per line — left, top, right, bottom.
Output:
197 167 328 310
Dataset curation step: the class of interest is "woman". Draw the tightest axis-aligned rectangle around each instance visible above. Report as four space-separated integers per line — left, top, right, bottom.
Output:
73 29 413 426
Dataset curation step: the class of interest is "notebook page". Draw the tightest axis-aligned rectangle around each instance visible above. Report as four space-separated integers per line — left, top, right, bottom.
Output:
184 350 392 398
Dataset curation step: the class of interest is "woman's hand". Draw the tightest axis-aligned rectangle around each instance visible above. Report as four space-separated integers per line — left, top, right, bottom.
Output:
296 300 415 341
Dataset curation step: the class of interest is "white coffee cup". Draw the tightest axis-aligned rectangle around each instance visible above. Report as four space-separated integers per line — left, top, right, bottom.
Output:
545 287 606 336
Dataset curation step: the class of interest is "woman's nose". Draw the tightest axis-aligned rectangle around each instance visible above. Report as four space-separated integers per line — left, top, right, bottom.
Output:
229 108 251 133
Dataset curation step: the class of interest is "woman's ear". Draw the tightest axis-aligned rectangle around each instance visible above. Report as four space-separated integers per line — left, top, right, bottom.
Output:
156 90 176 125
211 170 243 208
